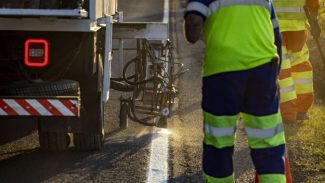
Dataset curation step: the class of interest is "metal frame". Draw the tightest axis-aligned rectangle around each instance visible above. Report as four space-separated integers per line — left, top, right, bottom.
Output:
0 0 117 32
102 16 113 102
0 18 101 32
0 8 88 17
113 22 169 41
0 0 170 107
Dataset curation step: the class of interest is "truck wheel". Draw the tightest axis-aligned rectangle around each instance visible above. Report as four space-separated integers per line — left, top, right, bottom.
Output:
73 132 104 151
38 131 71 151
0 80 79 96
73 94 105 151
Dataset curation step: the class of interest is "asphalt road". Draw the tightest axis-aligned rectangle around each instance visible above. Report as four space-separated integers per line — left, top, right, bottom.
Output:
0 1 256 183
0 1 165 183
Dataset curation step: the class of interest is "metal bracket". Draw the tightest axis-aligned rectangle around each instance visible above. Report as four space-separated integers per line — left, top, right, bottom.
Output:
0 8 88 18
102 15 113 102
0 18 101 32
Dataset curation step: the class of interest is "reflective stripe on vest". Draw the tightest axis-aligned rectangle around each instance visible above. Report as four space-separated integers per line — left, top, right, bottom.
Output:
187 1 210 17
208 0 278 28
204 124 236 137
275 7 304 13
209 0 272 13
273 0 306 20
187 0 277 25
245 123 284 139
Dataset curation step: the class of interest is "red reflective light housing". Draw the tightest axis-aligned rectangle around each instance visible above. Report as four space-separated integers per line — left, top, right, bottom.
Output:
24 39 49 67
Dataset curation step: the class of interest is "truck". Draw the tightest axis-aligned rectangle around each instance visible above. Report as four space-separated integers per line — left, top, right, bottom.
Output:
0 0 174 151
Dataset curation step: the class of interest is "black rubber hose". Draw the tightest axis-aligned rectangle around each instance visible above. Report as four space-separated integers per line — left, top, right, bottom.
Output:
122 57 155 85
110 80 134 92
127 97 157 126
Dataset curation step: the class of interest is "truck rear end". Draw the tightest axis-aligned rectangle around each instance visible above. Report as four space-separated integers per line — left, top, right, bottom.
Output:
0 0 117 151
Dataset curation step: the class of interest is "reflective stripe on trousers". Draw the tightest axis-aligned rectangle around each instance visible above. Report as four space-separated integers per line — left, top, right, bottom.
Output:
293 71 313 94
290 44 309 66
202 62 285 182
279 46 297 103
203 112 286 183
291 60 314 112
279 42 314 119
279 44 313 98
290 44 314 95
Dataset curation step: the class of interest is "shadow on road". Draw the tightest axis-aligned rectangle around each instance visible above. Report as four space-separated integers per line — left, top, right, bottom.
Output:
168 171 202 183
0 132 153 183
0 118 37 145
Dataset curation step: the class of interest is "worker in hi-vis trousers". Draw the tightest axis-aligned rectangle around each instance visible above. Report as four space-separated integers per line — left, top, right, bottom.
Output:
273 0 323 122
184 0 286 182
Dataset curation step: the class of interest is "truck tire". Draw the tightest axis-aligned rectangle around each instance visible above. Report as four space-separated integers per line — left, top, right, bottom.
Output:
72 35 105 151
73 132 104 151
73 94 105 151
38 131 71 151
0 80 79 96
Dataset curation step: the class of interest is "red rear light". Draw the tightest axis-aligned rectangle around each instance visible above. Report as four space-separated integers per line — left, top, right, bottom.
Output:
24 39 49 67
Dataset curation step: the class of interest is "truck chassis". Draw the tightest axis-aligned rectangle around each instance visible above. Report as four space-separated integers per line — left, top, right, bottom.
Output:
0 0 179 151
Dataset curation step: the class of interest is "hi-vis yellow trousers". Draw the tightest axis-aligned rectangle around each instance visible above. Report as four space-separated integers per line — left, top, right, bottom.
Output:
279 30 314 122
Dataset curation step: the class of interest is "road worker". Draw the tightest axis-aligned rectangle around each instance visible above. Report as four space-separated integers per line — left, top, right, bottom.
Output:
184 0 286 182
273 0 323 122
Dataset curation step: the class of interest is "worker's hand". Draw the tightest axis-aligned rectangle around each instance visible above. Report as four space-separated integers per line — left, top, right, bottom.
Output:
184 13 204 44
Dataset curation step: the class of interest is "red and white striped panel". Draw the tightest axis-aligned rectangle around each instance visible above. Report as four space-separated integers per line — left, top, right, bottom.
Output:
0 99 79 116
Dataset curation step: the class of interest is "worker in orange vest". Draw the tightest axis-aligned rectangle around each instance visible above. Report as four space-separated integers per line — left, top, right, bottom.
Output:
274 0 323 123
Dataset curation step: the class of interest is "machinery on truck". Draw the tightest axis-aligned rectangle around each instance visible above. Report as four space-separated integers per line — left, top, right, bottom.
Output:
0 0 178 151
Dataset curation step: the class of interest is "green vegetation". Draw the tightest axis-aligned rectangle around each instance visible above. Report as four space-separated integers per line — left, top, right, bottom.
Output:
285 105 325 182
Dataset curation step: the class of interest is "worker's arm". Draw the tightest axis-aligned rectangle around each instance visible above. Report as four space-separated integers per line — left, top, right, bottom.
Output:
184 13 204 43
270 4 282 70
184 0 209 44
